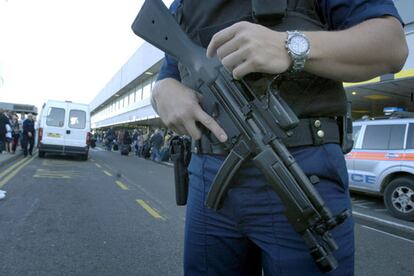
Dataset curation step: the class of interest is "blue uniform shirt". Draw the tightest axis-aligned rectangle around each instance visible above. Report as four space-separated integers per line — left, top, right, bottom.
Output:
157 0 403 82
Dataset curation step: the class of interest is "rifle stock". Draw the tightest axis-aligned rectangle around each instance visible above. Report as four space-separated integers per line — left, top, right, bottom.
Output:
131 0 219 84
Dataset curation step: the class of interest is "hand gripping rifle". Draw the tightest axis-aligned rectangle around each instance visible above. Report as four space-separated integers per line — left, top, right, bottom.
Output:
131 0 350 272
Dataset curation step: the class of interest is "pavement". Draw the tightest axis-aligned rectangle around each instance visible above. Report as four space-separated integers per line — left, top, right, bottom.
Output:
0 150 23 170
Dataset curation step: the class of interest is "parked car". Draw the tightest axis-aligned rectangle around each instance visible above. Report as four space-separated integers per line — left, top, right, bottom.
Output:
37 100 91 160
346 111 414 221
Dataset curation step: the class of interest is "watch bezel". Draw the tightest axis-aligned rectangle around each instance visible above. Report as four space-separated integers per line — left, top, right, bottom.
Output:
288 35 310 57
285 31 310 72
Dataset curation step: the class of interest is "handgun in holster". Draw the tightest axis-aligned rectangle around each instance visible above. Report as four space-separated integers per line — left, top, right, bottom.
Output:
169 136 192 206
337 101 354 154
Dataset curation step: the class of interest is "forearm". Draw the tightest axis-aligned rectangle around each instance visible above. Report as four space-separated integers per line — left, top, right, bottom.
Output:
305 16 408 82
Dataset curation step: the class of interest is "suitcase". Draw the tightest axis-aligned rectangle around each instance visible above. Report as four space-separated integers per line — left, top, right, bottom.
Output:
120 144 129 156
160 147 170 161
113 143 119 151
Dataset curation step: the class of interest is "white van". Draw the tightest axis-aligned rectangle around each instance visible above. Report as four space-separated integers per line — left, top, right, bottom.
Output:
38 100 91 160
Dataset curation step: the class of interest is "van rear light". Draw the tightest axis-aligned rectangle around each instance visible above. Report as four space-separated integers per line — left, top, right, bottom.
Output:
86 132 92 146
38 128 43 144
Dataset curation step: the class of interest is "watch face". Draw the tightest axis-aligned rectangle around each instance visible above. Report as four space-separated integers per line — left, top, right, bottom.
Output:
290 35 309 56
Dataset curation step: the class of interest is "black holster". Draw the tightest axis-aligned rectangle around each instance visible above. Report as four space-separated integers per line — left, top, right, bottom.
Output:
169 136 192 206
337 102 354 154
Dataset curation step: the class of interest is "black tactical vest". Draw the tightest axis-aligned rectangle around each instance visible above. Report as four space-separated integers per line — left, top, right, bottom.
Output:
175 0 347 118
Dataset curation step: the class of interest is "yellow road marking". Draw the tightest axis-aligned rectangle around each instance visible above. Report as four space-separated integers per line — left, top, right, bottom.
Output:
136 199 165 220
36 168 81 174
33 174 71 179
95 163 102 168
0 157 35 188
0 156 29 179
103 170 112 177
115 180 129 190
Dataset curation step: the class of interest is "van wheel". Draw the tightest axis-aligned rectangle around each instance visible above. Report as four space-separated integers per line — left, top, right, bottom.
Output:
38 151 45 158
81 154 88 161
384 177 414 221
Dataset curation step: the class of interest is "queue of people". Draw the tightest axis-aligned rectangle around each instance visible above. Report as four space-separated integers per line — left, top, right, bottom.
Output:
96 127 175 163
0 109 35 156
0 109 37 200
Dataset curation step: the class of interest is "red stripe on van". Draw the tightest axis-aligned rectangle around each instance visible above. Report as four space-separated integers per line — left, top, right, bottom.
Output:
346 151 414 161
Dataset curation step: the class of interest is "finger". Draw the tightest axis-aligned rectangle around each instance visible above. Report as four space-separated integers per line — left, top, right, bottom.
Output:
194 107 228 142
183 121 202 140
232 60 254 80
221 49 246 73
216 37 241 61
206 24 239 58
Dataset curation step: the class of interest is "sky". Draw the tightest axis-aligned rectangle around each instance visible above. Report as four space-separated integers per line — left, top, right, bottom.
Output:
0 0 173 112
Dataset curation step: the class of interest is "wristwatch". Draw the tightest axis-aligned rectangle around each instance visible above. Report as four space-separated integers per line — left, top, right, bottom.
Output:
285 31 310 72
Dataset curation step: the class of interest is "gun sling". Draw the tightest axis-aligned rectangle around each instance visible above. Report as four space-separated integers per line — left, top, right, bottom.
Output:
193 117 340 155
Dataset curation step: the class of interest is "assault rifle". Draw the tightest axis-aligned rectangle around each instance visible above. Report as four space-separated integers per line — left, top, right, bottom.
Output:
131 0 350 272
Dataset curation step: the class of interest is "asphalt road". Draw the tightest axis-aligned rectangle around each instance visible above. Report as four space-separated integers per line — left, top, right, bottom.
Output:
0 149 413 276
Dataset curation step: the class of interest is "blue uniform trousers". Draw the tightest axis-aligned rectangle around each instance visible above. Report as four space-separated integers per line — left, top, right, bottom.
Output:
184 143 354 276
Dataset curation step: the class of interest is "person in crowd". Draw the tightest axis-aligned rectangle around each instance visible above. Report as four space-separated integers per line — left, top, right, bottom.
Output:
132 129 139 155
18 113 25 147
122 129 132 154
22 113 35 157
163 130 173 148
117 129 124 145
140 130 151 159
150 0 408 275
159 130 174 162
11 114 20 154
4 112 12 154
104 127 115 151
137 131 145 157
149 128 163 162
0 109 9 154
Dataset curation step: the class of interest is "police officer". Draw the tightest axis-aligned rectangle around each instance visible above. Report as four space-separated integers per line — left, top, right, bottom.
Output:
151 0 408 275
22 113 35 157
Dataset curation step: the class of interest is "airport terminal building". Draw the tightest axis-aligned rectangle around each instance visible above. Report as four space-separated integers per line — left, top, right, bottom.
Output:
89 1 414 132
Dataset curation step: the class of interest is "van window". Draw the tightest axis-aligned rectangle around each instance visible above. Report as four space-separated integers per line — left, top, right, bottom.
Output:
69 110 86 129
46 107 65 127
352 126 362 148
362 124 405 150
406 123 414 149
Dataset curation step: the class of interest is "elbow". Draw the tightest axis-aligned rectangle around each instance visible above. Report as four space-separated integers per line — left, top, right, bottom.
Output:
387 17 409 73
389 42 409 73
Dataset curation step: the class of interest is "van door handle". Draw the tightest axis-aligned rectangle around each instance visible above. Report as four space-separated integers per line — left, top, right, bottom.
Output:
66 130 71 134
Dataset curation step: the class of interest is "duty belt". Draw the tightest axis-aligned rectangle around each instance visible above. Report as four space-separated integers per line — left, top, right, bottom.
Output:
193 117 341 155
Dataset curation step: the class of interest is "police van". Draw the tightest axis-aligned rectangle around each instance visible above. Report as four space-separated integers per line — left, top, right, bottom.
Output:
38 100 91 160
346 109 414 221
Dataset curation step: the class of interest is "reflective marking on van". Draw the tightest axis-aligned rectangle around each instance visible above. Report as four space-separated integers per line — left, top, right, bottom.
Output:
346 151 414 161
349 173 376 185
